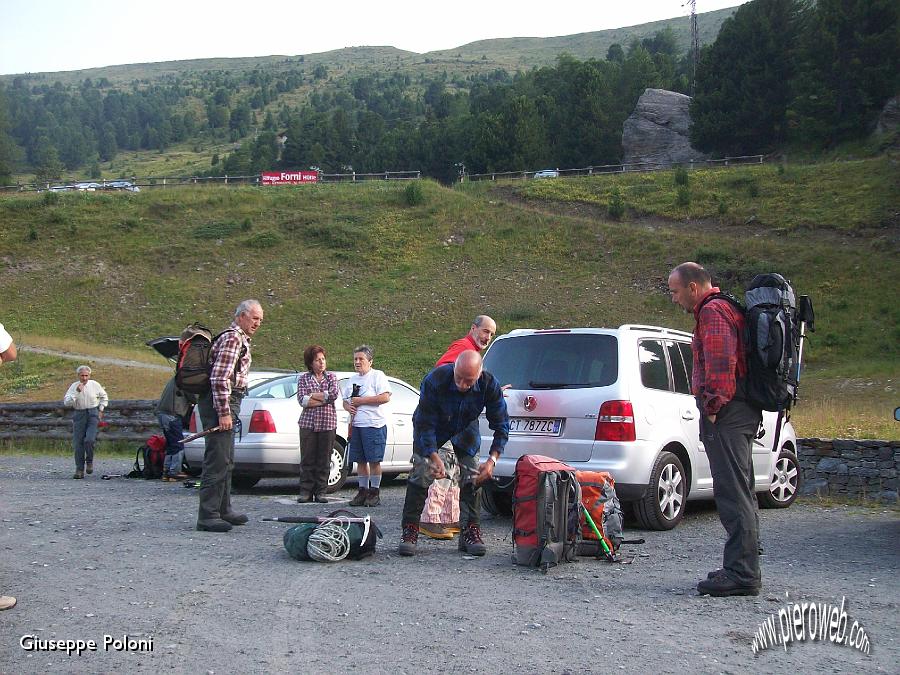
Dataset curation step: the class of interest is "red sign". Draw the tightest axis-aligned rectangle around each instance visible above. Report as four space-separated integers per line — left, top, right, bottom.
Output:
261 171 318 185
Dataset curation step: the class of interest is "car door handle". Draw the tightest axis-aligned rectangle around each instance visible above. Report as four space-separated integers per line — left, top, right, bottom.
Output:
682 410 696 420
395 420 406 426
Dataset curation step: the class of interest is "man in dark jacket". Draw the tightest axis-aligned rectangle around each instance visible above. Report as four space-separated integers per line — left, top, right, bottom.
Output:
398 350 509 557
668 262 763 597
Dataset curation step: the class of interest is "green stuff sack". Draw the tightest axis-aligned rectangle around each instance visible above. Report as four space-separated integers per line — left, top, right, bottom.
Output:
283 523 318 561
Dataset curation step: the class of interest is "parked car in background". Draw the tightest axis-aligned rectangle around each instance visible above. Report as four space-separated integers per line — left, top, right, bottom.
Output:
533 169 560 179
478 325 800 530
183 371 421 490
74 182 101 191
103 180 140 192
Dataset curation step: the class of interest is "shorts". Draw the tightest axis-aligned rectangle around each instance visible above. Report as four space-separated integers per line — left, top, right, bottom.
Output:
348 425 387 463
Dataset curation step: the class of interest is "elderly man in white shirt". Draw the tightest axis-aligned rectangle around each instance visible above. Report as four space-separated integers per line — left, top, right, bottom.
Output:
63 365 109 479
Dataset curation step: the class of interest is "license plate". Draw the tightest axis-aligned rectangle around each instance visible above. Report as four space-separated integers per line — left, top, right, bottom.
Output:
509 417 562 436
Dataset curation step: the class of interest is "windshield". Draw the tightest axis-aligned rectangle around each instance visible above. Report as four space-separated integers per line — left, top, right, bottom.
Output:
483 333 618 390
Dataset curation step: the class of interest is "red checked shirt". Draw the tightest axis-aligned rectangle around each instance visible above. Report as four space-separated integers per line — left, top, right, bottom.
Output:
209 323 252 417
692 287 748 416
435 334 480 367
296 371 339 431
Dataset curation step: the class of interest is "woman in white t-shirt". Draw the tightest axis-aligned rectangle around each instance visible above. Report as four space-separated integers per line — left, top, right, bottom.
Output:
342 345 391 507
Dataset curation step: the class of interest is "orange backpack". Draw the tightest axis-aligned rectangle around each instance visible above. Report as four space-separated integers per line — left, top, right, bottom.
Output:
575 470 624 558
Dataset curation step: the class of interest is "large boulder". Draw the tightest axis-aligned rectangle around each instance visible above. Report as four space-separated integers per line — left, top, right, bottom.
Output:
874 94 900 136
622 88 708 167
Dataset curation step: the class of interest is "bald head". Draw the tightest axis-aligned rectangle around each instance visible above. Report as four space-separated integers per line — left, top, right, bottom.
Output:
453 350 483 392
668 262 712 313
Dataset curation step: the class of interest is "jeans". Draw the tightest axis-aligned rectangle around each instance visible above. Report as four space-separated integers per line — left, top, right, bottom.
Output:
158 412 185 476
72 407 99 471
699 396 763 587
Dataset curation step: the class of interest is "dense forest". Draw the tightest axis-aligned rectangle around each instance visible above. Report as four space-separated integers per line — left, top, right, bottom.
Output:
0 0 896 185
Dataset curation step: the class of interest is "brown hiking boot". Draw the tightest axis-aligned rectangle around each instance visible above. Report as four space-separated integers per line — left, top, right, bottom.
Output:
73 470 84 479
458 523 486 556
398 523 419 556
86 463 93 474
349 488 368 507
419 522 453 540
365 488 381 507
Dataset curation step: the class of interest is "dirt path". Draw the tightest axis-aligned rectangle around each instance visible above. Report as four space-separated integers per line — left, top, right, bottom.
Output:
18 346 170 372
1 454 897 674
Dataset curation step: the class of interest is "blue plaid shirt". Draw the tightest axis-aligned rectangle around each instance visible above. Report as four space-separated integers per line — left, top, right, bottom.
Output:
412 364 509 458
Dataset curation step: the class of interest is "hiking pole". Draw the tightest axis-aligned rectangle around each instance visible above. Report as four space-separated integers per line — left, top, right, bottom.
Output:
181 426 222 444
101 473 125 480
579 503 614 561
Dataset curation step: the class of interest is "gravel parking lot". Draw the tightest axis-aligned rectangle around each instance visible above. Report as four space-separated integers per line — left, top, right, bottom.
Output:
1 454 897 674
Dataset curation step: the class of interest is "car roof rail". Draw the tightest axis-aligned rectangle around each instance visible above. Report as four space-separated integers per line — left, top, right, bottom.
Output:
620 324 693 338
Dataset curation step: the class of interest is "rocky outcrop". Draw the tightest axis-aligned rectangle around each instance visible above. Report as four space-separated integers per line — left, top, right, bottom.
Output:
874 94 900 136
622 88 708 167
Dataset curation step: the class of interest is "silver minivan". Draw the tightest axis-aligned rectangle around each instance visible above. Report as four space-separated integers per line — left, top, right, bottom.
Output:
478 325 800 530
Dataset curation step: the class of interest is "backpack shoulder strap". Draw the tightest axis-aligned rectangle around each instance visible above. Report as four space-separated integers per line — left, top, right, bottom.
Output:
697 291 745 314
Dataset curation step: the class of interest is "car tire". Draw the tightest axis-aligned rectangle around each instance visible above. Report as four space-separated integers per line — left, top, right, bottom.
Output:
231 475 260 489
326 441 349 493
633 451 686 530
481 482 513 517
758 448 801 509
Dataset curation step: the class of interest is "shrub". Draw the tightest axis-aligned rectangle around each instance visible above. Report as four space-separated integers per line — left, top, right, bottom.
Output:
241 217 253 231
673 166 689 186
403 181 424 206
26 225 38 241
245 231 282 248
192 221 241 239
607 188 625 220
676 184 691 207
46 210 67 225
42 191 60 206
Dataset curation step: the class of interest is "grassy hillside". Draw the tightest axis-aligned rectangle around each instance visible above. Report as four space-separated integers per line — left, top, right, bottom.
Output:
0 157 897 438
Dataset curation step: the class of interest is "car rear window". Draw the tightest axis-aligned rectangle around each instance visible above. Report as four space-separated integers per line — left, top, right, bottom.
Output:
483 333 618 389
248 375 297 399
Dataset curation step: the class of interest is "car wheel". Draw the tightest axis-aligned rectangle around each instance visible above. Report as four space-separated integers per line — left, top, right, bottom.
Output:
231 475 260 489
481 482 513 517
758 449 800 509
633 451 686 530
326 441 349 493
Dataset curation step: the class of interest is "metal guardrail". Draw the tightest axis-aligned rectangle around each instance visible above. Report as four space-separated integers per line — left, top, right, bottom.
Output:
466 155 765 182
0 170 422 194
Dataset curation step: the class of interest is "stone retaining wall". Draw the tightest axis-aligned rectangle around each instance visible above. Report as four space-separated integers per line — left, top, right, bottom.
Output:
798 438 899 504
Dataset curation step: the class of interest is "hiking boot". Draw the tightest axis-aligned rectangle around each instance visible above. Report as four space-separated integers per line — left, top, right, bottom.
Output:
221 512 249 526
445 523 460 535
313 493 329 503
398 523 419 556
86 463 93 474
196 519 233 533
296 492 313 503
73 470 84 479
419 522 453 540
707 568 723 579
349 488 368 507
365 488 381 507
458 523 486 556
697 571 760 597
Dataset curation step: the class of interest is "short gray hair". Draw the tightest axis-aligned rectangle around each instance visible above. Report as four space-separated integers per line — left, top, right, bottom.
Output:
76 365 92 375
353 345 374 362
235 299 262 319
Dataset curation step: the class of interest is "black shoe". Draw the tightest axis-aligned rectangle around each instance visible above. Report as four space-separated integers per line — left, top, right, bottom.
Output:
458 523 486 556
313 493 329 503
707 568 723 579
349 488 368 507
365 488 380 507
221 512 248 526
196 519 233 532
697 572 759 597
296 492 313 503
398 523 419 556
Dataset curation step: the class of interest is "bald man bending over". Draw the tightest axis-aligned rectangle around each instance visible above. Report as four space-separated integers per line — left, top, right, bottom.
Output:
398 351 509 557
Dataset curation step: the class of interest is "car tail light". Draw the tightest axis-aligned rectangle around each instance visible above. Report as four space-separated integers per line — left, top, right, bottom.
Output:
248 409 277 434
188 411 197 433
595 400 636 441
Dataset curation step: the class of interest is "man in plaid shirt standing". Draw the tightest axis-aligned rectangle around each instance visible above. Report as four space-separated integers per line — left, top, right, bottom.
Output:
668 263 763 597
197 300 263 533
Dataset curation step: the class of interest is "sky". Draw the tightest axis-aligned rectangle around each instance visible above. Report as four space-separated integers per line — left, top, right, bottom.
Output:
0 1 747 76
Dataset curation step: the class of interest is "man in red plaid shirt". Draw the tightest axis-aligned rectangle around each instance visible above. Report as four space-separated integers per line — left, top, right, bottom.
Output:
668 263 763 597
196 299 263 533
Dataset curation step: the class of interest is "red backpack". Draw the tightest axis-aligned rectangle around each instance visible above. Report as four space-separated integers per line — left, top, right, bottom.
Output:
512 454 582 572
129 434 167 479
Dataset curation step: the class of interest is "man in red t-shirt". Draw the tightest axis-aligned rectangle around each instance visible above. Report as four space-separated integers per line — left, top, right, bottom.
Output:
668 263 762 597
419 315 497 540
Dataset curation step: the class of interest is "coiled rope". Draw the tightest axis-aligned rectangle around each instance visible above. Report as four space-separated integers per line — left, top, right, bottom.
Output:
307 518 351 562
